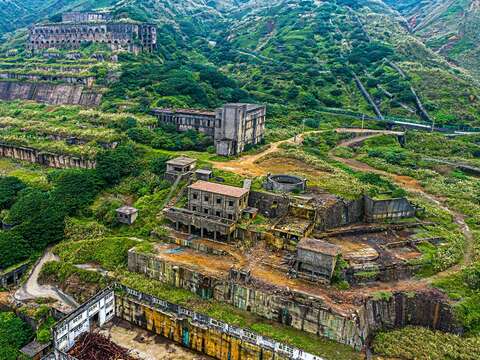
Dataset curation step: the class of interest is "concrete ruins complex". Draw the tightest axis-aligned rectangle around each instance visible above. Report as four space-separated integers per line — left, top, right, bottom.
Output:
49 284 324 360
28 12 157 54
123 166 453 351
153 103 267 156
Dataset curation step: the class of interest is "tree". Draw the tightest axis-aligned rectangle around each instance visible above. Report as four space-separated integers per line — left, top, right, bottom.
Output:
0 177 25 210
0 231 31 269
96 144 138 185
0 312 33 360
150 155 171 176
50 170 103 215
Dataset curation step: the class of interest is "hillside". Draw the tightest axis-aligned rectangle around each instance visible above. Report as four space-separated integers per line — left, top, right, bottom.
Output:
1 0 479 131
386 0 480 78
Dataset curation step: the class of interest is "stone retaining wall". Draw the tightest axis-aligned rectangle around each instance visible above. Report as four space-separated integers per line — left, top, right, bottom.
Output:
128 249 462 350
0 80 102 106
0 143 95 169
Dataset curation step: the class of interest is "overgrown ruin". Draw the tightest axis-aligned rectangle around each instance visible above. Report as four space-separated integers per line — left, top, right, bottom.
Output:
28 12 157 54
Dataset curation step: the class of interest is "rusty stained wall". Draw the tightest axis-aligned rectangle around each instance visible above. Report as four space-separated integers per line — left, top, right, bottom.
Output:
128 250 366 349
248 191 290 219
115 295 290 360
314 198 364 231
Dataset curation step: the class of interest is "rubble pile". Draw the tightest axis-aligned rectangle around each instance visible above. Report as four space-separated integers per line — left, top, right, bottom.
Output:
68 332 138 360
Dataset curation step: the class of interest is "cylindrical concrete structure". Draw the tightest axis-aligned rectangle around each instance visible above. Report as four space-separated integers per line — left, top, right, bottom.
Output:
264 174 307 193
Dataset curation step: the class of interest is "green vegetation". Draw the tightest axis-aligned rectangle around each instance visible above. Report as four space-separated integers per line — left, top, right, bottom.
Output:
0 311 33 360
0 144 139 270
118 273 361 360
373 326 480 360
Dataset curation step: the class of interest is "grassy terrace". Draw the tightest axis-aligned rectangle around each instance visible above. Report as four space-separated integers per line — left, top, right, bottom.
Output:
0 101 157 158
0 117 124 143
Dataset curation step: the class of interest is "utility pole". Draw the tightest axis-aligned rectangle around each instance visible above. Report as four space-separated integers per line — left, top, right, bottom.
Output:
362 114 365 129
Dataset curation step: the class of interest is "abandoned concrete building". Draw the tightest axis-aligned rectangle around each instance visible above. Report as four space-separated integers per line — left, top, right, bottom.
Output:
153 103 267 156
28 12 157 54
295 238 341 280
164 180 250 241
164 156 197 183
195 168 213 181
116 206 138 225
152 108 217 137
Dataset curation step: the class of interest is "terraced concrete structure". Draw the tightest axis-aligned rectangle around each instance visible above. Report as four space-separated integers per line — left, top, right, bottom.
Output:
28 12 157 54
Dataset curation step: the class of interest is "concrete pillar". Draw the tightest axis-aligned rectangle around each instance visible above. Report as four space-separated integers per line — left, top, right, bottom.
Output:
176 221 179 231
200 227 204 238
213 231 217 241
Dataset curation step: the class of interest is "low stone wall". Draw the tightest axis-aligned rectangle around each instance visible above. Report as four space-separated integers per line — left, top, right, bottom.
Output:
0 80 102 106
0 143 96 169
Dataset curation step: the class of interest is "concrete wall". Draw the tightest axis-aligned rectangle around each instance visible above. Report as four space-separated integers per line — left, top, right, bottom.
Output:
0 73 95 87
364 196 416 222
128 249 365 349
28 23 157 53
315 198 365 231
0 262 29 288
0 143 96 169
115 285 323 360
0 80 102 106
248 191 290 219
128 249 462 350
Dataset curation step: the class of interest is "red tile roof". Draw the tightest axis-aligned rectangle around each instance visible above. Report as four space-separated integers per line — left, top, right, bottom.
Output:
189 181 249 198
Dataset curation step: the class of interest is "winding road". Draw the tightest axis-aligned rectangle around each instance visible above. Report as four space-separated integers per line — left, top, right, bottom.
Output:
15 249 79 311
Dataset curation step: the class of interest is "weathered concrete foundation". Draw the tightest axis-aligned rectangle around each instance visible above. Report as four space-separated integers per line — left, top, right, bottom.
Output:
0 143 96 169
128 249 462 350
0 81 102 106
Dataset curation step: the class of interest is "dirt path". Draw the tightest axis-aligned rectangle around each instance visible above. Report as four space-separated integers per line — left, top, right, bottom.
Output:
211 128 405 178
210 131 313 177
330 133 475 269
15 249 79 310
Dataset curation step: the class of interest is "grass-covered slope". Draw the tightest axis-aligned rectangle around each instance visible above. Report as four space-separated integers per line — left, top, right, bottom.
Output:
387 0 480 78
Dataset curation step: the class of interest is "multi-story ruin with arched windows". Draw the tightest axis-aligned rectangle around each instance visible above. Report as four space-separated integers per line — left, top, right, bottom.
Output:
27 12 157 54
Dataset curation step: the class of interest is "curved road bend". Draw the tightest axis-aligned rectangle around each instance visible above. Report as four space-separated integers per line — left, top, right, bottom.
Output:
15 249 79 310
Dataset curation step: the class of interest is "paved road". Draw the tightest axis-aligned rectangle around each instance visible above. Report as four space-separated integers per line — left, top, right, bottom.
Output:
15 249 79 310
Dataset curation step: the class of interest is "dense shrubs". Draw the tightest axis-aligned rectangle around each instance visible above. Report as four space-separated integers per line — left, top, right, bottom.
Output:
373 326 480 360
127 125 213 151
0 177 25 209
0 312 33 360
0 145 140 269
